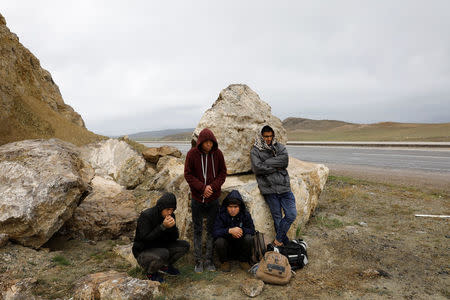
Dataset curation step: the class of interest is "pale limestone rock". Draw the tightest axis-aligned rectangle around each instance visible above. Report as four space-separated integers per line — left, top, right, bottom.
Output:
72 270 160 300
113 244 138 268
62 176 138 241
0 139 93 248
0 234 9 248
192 84 287 174
222 157 328 242
3 278 43 300
81 139 146 188
240 278 264 297
142 145 182 163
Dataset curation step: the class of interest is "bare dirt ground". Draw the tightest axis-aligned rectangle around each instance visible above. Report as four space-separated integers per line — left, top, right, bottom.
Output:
1 169 449 299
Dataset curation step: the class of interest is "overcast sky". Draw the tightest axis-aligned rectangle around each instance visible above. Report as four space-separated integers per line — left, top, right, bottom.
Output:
2 1 450 135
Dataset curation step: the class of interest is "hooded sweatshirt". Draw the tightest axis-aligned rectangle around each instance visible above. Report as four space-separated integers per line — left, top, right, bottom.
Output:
212 190 255 239
184 128 227 203
132 193 179 258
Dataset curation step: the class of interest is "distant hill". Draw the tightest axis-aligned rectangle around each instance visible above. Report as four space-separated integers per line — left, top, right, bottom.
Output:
128 128 194 140
0 13 102 146
284 118 450 142
128 118 450 142
282 117 354 131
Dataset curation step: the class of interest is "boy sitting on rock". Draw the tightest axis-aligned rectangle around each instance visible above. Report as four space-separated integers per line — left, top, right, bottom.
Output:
213 190 255 272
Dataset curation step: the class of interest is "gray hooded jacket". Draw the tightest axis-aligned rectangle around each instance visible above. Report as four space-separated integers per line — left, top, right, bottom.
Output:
250 129 291 195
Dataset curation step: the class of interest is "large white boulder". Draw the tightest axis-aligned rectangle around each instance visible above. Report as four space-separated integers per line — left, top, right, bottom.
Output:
192 84 287 174
0 139 93 248
80 139 146 189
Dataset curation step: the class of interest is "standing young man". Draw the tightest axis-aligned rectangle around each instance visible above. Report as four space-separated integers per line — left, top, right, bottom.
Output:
132 193 189 282
184 128 227 273
250 125 297 247
213 190 255 272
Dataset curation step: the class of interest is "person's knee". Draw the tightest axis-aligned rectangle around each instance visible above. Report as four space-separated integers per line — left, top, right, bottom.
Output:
179 240 190 253
285 208 297 223
214 237 227 248
243 234 253 247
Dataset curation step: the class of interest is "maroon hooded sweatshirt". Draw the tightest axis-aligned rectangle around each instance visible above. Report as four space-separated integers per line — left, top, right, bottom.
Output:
184 128 227 203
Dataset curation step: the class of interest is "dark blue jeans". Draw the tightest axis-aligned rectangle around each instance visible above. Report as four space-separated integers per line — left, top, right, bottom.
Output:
264 191 297 245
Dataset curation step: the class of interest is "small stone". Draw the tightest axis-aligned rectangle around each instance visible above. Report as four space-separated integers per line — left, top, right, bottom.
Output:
361 268 380 278
344 226 358 234
358 222 368 227
240 278 264 298
0 234 9 248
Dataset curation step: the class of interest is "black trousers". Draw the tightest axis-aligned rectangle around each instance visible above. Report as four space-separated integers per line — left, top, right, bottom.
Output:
136 240 189 274
191 198 219 262
214 234 253 263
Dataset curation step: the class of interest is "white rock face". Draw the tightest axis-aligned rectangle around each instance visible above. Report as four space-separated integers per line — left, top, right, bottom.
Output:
192 84 287 174
72 270 160 300
62 176 138 241
222 157 329 242
0 139 93 248
80 139 146 188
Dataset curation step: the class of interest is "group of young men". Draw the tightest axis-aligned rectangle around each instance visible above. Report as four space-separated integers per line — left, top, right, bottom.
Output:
132 125 297 282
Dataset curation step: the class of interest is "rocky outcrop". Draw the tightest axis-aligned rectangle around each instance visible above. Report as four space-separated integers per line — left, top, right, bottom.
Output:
80 139 146 189
0 13 100 146
0 139 93 248
72 270 160 300
62 176 138 241
222 158 329 242
142 145 182 164
192 84 286 174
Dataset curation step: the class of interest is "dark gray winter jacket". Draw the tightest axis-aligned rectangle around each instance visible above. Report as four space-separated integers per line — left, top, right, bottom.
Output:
250 134 291 195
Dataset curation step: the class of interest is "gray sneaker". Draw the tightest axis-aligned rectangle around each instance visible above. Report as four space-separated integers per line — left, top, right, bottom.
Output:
204 260 216 272
194 261 203 273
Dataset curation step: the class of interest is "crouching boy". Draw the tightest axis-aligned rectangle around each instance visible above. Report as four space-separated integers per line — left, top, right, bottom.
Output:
213 190 255 272
132 193 189 282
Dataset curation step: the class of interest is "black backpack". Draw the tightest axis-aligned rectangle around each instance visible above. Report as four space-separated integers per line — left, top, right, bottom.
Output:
268 239 308 270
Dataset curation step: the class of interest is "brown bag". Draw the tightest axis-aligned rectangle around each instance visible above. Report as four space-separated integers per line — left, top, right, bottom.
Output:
255 251 292 285
251 231 268 264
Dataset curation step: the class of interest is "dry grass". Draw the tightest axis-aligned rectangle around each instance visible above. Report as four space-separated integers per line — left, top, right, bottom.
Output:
287 122 450 141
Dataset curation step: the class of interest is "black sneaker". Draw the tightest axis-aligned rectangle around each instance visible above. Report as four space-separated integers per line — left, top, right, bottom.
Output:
146 272 164 283
159 265 180 276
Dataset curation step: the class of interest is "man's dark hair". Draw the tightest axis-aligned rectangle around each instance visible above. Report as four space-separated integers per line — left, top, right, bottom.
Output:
261 125 274 136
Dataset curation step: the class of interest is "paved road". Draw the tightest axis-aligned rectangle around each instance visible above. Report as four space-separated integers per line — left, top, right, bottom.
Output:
142 142 450 174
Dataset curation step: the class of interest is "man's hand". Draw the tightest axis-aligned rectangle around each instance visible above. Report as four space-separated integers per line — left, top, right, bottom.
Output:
162 215 175 228
228 227 243 239
203 185 213 198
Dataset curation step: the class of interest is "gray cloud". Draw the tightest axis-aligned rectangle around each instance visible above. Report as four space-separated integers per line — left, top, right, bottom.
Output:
2 0 450 135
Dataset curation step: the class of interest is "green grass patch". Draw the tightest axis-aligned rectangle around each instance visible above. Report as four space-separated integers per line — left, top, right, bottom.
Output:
51 255 70 266
177 265 218 282
311 216 344 229
127 266 147 280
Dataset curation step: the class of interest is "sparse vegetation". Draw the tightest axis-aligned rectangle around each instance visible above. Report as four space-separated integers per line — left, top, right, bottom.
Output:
1 175 449 299
51 255 70 266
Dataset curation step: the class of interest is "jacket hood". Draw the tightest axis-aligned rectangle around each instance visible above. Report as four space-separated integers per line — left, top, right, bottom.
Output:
156 192 177 211
196 128 218 151
221 190 247 213
253 125 278 151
